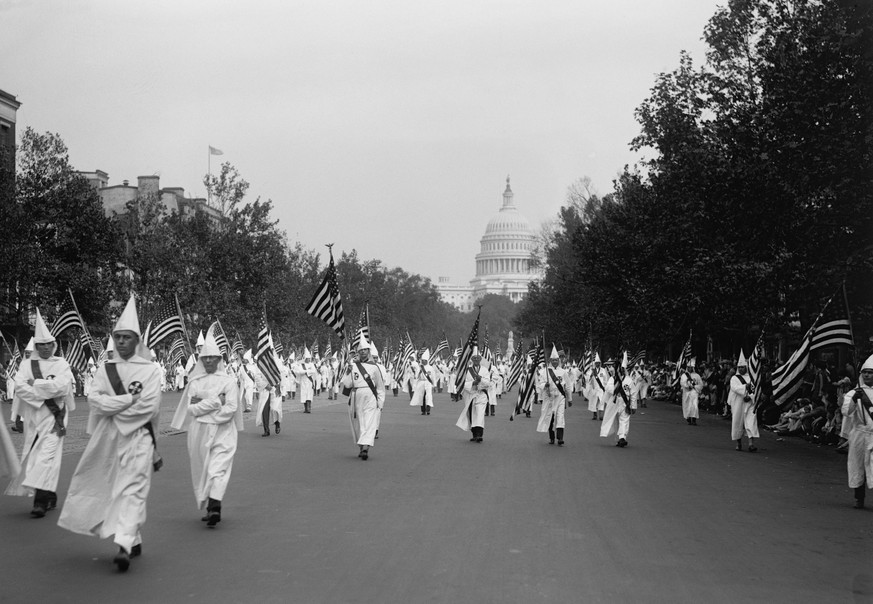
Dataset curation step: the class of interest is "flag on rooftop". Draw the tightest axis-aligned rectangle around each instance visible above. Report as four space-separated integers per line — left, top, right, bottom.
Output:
209 145 223 156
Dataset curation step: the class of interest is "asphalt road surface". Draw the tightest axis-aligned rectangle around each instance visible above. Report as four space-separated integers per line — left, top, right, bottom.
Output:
1 390 870 604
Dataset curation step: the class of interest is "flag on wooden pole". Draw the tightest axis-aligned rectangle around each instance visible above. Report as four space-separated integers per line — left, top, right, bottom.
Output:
305 246 346 339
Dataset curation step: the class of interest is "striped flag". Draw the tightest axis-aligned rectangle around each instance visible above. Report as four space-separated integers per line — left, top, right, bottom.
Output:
482 325 493 362
748 332 766 409
50 290 85 337
208 320 230 359
630 349 646 367
504 339 525 389
305 248 346 339
311 340 319 358
256 312 282 388
64 333 88 372
453 310 481 393
354 304 370 345
231 331 245 359
393 332 416 384
810 293 853 351
671 331 692 387
515 337 542 416
772 325 814 406
146 296 184 348
167 335 187 367
273 337 284 357
434 334 449 358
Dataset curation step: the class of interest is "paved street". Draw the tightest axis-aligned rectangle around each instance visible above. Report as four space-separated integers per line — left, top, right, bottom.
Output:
1 391 870 603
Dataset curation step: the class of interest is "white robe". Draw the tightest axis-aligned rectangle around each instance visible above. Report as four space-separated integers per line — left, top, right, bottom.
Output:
536 365 572 432
729 373 759 440
341 361 385 447
58 354 162 554
410 364 436 408
254 369 282 426
586 367 608 412
600 376 637 440
5 355 75 496
842 385 873 490
295 361 317 401
680 371 702 419
456 367 491 432
170 367 243 508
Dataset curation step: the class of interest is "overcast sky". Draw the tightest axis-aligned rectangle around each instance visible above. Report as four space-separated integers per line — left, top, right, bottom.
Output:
3 0 725 283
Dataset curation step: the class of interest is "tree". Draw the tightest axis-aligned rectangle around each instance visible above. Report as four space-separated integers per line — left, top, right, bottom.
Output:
203 162 250 216
1 128 119 340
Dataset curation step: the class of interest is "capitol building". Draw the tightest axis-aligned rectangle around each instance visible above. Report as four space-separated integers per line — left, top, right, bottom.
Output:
436 177 542 312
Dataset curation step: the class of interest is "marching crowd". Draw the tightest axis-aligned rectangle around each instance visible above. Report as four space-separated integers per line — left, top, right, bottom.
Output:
1 295 871 574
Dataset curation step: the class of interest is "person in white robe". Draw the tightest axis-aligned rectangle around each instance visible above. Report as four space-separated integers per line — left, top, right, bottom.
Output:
448 357 459 401
5 309 75 517
319 361 332 400
410 349 436 415
456 348 492 443
295 348 317 413
536 346 573 445
841 353 873 509
680 358 703 425
0 417 20 481
83 358 96 396
729 350 759 452
239 351 255 412
340 335 385 460
639 364 652 407
9 337 34 433
586 354 607 421
254 365 282 436
170 332 243 526
280 359 292 401
58 295 163 573
600 355 638 447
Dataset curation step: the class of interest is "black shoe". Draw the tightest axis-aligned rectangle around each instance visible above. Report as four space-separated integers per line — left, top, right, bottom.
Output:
617 438 627 448
130 544 142 558
687 418 692 424
558 441 564 446
207 512 221 527
30 504 46 518
426 411 430 415
735 443 742 451
262 429 270 437
360 449 368 460
476 437 483 443
114 548 130 572
549 439 555 445
274 422 280 434
244 409 251 413
470 437 477 442
748 445 757 452
854 499 865 509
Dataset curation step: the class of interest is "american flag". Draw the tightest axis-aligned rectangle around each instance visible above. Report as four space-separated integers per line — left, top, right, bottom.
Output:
146 296 184 348
64 333 89 372
273 337 284 357
393 332 416 383
305 248 346 339
515 337 542 416
772 325 815 406
167 335 187 367
50 290 85 337
208 320 230 359
5 339 21 379
354 304 370 345
324 339 332 359
311 340 319 358
810 292 853 351
256 312 282 388
671 331 692 387
504 339 525 389
748 332 766 408
232 331 245 358
482 325 493 362
453 310 480 392
630 349 646 367
434 334 449 358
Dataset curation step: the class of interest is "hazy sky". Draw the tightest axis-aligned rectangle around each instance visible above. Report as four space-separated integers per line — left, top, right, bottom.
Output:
3 0 725 283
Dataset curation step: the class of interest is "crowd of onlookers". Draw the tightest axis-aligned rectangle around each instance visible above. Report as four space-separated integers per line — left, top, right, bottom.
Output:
649 358 857 453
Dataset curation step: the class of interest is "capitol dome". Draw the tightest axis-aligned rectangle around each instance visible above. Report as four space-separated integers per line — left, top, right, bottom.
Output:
470 177 541 301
